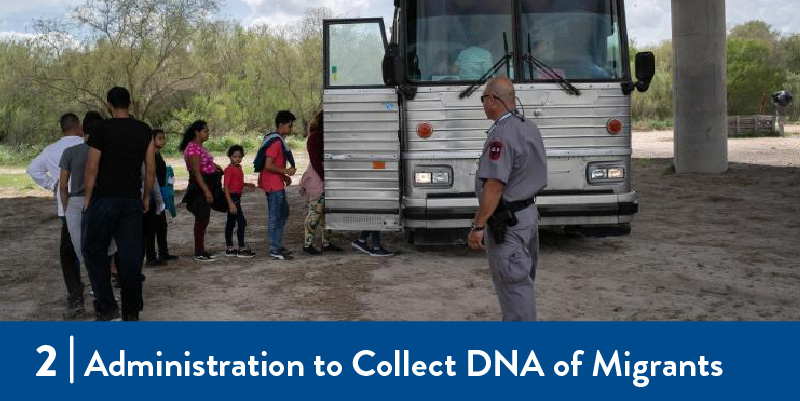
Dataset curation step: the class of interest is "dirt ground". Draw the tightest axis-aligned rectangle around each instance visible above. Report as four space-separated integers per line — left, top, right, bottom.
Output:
1 129 799 321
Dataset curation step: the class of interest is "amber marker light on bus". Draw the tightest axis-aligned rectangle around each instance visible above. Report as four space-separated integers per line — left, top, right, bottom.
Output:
606 119 623 135
373 161 386 170
417 122 433 138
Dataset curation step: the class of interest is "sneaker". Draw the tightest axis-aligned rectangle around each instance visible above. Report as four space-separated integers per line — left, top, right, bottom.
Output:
279 247 293 256
236 248 256 258
225 248 238 257
145 259 166 267
303 245 320 255
269 251 293 260
194 253 217 262
95 309 121 321
370 246 394 257
351 240 371 255
160 254 179 261
322 243 343 252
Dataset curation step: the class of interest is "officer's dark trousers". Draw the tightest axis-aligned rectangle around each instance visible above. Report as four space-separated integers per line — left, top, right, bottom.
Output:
59 217 83 302
485 207 538 321
83 197 144 318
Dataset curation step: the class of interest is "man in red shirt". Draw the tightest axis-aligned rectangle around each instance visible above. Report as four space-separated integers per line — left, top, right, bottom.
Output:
258 110 297 260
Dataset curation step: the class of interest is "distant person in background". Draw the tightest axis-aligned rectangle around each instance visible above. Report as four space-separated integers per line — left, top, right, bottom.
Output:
83 86 155 321
223 145 256 258
27 113 85 318
143 129 178 266
180 120 221 263
300 109 342 255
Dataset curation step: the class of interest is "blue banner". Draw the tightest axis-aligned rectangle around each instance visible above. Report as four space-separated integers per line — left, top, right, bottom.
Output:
1 322 797 399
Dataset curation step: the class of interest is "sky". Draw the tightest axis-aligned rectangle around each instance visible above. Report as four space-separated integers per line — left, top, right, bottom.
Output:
1 0 799 46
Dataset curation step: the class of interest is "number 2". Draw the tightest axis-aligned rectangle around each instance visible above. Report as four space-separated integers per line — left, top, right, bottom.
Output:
36 345 56 376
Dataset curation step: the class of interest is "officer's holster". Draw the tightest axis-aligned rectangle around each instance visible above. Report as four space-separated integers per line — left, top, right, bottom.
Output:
486 197 536 244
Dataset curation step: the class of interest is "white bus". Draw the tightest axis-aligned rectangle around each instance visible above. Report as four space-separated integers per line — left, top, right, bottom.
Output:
322 0 654 244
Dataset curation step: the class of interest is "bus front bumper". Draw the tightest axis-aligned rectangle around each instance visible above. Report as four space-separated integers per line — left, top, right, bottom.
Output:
403 191 638 228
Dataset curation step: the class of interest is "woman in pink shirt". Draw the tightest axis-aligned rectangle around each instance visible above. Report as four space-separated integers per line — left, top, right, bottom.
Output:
179 120 221 262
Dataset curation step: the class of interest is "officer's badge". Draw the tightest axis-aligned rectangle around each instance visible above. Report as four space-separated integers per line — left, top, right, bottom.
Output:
489 141 502 161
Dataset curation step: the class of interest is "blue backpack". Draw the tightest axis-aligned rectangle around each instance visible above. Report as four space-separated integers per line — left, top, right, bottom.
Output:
253 132 296 172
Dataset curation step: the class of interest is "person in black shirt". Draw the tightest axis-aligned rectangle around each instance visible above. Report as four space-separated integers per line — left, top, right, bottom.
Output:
83 87 155 321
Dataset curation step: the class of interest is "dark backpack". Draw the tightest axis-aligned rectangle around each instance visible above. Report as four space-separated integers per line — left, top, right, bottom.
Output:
253 133 296 172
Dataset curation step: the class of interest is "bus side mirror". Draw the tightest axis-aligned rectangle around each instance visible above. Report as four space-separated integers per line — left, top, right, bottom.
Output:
634 52 655 93
383 43 405 86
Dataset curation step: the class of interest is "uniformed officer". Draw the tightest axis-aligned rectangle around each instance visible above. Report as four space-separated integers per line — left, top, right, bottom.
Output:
468 77 548 321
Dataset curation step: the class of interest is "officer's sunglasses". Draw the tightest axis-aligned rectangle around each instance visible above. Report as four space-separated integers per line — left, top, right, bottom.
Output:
480 94 499 103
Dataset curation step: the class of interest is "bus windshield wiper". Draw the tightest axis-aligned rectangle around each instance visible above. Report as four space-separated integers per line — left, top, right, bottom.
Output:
524 32 581 96
458 33 513 100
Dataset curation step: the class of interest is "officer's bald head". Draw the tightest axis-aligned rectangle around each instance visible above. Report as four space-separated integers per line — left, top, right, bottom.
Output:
482 77 516 120
486 77 515 104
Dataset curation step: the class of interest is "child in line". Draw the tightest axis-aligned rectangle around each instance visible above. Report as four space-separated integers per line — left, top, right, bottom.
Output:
224 145 256 258
143 129 177 266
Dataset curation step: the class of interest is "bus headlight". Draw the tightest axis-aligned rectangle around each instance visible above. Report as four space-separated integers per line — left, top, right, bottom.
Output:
607 168 625 179
590 169 607 180
413 167 452 187
587 162 626 184
432 172 450 184
415 172 432 184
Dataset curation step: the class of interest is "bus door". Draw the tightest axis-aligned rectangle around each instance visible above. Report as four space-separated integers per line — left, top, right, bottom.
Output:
322 19 402 231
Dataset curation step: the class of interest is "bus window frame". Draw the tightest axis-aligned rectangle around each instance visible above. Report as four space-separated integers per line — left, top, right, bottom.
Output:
399 0 633 86
402 0 517 85
324 18 390 90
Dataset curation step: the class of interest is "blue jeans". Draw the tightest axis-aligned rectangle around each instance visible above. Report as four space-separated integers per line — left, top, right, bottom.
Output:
83 197 144 317
265 190 289 253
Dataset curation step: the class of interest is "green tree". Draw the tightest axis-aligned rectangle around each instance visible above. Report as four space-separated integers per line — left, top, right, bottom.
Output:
28 0 219 120
729 21 778 47
727 37 785 115
631 40 673 122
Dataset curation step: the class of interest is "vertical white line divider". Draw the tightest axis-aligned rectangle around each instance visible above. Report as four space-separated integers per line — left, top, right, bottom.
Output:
70 335 74 384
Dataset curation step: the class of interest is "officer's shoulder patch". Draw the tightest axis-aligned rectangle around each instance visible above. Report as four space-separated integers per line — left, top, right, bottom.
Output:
489 140 502 161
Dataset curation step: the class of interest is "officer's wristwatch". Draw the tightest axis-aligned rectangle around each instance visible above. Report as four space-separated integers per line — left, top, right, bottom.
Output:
471 222 485 232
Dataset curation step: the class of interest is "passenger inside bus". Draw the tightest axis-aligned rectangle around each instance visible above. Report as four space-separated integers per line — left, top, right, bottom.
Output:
453 34 494 80
521 2 621 80
407 0 622 83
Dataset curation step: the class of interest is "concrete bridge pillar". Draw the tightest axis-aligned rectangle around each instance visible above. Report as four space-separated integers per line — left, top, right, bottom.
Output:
671 0 728 173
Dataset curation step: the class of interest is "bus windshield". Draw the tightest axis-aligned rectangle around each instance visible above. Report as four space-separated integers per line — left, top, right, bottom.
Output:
406 0 514 83
520 0 624 81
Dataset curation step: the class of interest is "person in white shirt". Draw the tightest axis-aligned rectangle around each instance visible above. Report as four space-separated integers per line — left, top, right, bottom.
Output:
27 113 86 318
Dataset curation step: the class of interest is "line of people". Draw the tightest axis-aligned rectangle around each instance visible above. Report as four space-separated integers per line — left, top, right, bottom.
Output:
28 87 394 321
180 109 394 261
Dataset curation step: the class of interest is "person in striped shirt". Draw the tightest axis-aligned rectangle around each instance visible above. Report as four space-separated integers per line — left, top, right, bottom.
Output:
454 45 493 80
